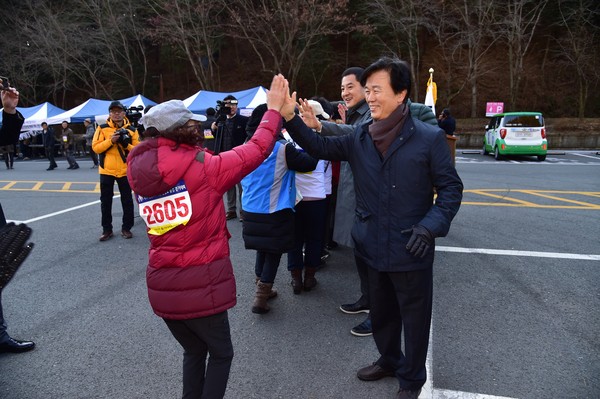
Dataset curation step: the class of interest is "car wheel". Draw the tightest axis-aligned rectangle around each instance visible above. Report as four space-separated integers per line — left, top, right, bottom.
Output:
494 146 502 160
482 140 489 155
537 155 546 162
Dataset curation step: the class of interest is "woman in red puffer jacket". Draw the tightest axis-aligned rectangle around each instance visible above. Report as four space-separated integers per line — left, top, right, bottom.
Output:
127 75 290 399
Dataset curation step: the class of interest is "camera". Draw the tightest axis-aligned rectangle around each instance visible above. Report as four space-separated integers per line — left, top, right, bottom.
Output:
125 105 144 128
215 99 238 123
0 76 10 91
115 128 132 147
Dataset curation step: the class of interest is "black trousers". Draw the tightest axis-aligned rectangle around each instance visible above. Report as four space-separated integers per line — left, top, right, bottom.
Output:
45 146 57 168
164 311 234 399
368 265 433 392
99 174 134 233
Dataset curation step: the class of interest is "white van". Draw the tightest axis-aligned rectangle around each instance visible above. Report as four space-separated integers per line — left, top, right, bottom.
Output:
483 112 547 161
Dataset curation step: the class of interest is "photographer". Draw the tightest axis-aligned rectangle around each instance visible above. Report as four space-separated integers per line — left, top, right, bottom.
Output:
210 95 248 220
0 85 35 354
92 101 139 241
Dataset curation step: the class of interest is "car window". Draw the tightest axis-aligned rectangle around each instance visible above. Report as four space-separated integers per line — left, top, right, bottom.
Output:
503 114 543 127
488 117 496 129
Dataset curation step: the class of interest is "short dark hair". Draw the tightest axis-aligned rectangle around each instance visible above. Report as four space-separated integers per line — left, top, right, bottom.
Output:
206 107 216 116
41 122 48 127
361 57 411 101
341 67 364 83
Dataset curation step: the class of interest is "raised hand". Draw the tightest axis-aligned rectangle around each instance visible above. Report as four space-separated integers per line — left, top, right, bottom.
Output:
297 98 320 129
266 74 289 112
0 87 20 113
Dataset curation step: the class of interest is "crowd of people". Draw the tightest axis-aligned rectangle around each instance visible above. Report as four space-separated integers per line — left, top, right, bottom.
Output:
1 57 463 399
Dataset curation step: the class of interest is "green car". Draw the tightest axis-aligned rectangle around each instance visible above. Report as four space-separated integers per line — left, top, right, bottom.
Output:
483 112 548 161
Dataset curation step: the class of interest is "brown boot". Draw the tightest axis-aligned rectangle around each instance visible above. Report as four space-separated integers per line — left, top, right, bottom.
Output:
303 267 318 291
252 282 273 314
290 269 303 295
255 277 277 299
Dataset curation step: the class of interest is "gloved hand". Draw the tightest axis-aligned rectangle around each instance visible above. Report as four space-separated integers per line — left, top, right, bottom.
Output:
401 225 433 258
0 222 34 290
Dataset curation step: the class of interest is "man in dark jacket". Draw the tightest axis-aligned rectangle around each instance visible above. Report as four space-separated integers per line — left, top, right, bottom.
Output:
283 57 463 399
41 122 58 170
0 86 35 354
210 95 249 220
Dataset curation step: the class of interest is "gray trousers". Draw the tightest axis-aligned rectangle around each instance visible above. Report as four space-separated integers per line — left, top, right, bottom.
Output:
226 183 242 213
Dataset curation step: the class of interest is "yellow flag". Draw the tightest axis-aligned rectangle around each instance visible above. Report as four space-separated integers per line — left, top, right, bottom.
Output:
425 73 437 115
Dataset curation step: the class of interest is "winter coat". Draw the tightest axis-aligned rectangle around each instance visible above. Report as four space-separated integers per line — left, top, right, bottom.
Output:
320 100 371 247
92 117 140 178
285 112 463 272
241 138 317 253
126 109 281 320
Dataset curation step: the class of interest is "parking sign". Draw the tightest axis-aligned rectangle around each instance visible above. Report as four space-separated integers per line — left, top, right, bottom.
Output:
486 102 504 117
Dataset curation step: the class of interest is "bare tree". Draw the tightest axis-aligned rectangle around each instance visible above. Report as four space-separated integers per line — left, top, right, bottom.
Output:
554 0 600 118
146 0 226 91
447 0 504 117
363 0 440 102
224 0 354 88
78 0 151 95
501 0 549 110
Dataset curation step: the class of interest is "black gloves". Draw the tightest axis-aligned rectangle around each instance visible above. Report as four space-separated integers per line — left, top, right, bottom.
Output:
0 223 34 290
401 225 433 258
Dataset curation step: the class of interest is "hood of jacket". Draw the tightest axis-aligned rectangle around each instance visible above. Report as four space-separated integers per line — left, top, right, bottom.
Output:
127 137 198 198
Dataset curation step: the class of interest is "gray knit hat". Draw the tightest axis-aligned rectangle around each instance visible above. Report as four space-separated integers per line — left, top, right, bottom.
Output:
141 99 206 132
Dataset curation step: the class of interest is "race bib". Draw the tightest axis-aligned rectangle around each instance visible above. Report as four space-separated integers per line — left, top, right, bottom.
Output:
62 135 68 142
137 180 192 235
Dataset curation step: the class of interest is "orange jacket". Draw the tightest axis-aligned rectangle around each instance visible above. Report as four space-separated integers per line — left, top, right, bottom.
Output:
92 117 139 178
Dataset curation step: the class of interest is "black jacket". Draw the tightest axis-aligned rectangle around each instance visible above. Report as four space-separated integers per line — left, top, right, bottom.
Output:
0 110 24 146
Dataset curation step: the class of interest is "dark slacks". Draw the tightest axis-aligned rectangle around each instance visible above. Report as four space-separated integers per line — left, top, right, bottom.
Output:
45 146 57 168
255 251 283 284
99 174 134 233
287 199 328 270
164 311 234 399
368 265 433 391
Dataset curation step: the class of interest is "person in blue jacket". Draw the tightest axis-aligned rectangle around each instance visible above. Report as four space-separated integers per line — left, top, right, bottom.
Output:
282 57 463 399
241 104 317 314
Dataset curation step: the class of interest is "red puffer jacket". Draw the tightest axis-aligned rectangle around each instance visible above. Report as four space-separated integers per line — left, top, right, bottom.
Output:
127 110 281 320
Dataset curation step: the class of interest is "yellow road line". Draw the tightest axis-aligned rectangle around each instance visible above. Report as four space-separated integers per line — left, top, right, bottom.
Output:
520 190 600 208
468 190 538 206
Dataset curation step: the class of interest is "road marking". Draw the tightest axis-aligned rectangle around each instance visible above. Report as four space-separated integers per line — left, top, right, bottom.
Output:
573 152 600 160
7 198 121 224
437 246 600 261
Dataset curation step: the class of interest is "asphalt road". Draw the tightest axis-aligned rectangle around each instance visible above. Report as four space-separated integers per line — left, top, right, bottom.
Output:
0 151 598 399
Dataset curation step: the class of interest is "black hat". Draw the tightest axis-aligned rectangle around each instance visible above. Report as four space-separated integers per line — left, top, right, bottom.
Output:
109 101 125 112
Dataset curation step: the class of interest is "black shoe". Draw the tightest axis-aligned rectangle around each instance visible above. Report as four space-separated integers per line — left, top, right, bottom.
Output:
72 165 79 169
357 362 394 381
351 317 372 337
0 338 35 354
225 211 237 220
67 166 74 169
340 300 370 314
46 167 55 171
396 388 421 399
